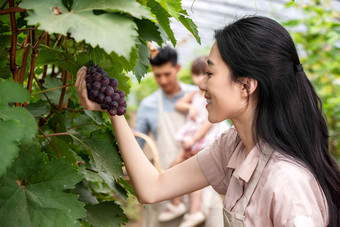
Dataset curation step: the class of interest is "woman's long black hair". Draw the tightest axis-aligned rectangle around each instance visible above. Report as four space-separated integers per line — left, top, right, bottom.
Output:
215 16 340 226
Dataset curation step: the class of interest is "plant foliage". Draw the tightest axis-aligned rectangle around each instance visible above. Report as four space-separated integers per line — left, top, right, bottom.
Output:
0 0 200 226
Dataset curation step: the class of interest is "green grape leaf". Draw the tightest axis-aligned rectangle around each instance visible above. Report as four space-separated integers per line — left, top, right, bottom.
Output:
40 77 72 105
74 0 153 20
99 171 128 201
134 42 150 82
26 100 50 117
85 201 128 227
81 129 123 179
74 181 99 205
0 80 37 177
45 137 78 169
35 46 80 77
179 10 201 45
148 0 176 46
116 177 136 196
155 0 181 20
136 19 163 42
0 148 86 227
0 79 30 104
20 0 139 59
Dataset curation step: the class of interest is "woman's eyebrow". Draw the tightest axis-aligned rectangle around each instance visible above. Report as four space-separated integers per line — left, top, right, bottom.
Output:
207 59 214 66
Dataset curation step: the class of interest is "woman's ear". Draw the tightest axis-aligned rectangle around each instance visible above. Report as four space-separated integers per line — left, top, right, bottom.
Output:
240 77 258 97
246 77 258 95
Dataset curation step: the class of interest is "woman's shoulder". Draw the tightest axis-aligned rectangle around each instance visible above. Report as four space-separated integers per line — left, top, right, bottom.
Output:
259 151 329 225
263 152 321 191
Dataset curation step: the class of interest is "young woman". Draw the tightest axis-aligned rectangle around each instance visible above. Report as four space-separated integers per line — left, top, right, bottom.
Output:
76 16 340 226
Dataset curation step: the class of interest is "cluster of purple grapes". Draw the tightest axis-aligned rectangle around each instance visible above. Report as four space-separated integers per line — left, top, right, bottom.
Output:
86 62 126 116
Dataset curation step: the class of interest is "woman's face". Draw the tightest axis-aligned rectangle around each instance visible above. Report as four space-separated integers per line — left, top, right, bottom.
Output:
199 42 247 123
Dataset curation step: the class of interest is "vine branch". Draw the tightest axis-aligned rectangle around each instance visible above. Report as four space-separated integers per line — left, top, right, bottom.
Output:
0 0 9 9
18 32 30 84
9 0 18 82
38 127 61 158
0 6 25 15
31 83 74 96
58 70 68 111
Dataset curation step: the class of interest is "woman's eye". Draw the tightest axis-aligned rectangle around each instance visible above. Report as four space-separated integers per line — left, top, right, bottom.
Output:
205 72 212 77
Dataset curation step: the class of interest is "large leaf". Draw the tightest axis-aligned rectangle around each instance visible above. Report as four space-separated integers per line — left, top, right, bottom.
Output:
45 137 78 169
0 80 37 177
155 0 181 21
40 77 72 105
85 201 128 227
35 46 80 76
134 42 150 82
20 0 140 59
178 10 201 45
0 147 86 227
73 0 153 20
81 129 123 179
135 19 163 43
148 0 177 46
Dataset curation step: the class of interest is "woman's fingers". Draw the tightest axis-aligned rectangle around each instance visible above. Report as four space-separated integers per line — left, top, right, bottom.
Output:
75 66 85 89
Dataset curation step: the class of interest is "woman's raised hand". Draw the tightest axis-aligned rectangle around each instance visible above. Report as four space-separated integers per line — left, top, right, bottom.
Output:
75 66 103 112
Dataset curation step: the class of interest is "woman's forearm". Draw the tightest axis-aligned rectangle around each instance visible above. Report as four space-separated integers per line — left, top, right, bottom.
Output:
109 114 209 204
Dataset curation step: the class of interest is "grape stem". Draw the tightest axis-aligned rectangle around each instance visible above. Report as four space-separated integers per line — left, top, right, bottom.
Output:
38 127 61 158
31 83 75 95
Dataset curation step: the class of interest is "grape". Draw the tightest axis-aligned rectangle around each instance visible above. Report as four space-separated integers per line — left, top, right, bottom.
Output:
118 91 125 98
89 66 96 74
66 39 74 47
96 67 103 73
96 93 105 103
93 81 101 90
86 75 93 83
104 96 112 104
101 103 108 110
90 89 99 97
99 86 107 93
105 86 114 96
109 78 118 87
118 98 126 107
86 63 127 116
86 83 92 91
88 94 95 101
101 71 108 77
117 106 126 115
93 72 102 82
101 77 110 86
110 101 118 109
111 93 120 101
108 108 117 116
68 46 76 54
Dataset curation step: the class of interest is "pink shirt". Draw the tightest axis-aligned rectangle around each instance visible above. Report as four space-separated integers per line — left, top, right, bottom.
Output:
197 128 329 226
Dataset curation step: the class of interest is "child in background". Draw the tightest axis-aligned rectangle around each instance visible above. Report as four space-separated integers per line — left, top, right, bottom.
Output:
158 57 228 227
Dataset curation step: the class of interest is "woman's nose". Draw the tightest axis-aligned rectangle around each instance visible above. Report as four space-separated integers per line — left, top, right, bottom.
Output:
198 75 207 91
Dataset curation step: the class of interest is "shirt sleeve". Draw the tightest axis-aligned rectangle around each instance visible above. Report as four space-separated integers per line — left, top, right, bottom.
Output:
196 127 238 195
270 162 329 227
134 100 151 149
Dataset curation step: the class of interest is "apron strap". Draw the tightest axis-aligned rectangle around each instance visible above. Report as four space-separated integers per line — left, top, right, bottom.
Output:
238 144 274 214
158 92 164 114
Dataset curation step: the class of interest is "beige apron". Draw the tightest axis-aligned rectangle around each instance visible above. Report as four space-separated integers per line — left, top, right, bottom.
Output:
143 93 186 227
223 145 274 227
